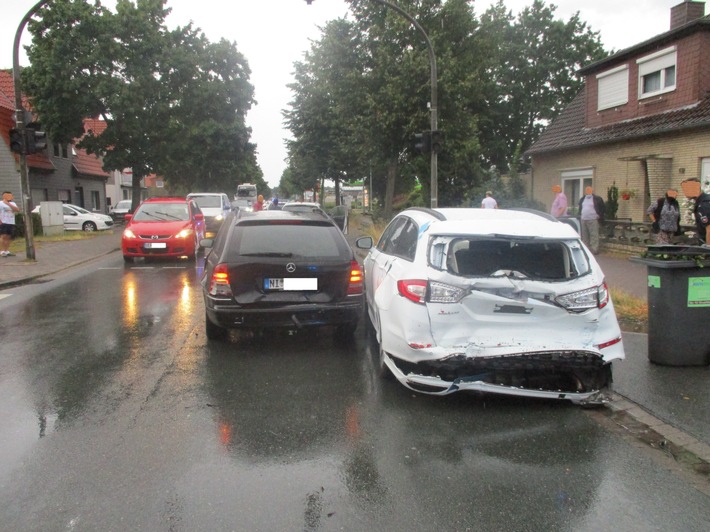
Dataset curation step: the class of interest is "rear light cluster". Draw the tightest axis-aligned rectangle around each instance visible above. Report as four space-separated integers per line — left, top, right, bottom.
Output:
397 280 466 305
348 260 364 295
208 263 234 297
555 282 610 312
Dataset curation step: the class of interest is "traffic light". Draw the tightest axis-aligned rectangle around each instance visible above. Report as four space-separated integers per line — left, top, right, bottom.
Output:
414 131 431 153
9 128 24 154
25 122 47 154
430 130 444 154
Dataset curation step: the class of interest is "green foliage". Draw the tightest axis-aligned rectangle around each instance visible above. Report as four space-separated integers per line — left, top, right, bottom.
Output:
606 183 619 220
284 0 609 214
22 0 261 193
13 213 43 238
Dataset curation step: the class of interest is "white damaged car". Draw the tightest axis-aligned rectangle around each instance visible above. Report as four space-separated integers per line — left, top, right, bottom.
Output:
356 207 625 405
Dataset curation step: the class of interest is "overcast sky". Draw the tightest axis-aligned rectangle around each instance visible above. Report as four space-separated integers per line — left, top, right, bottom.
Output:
2 0 698 187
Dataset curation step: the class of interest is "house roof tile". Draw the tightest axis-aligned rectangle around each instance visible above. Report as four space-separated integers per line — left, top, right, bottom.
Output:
526 89 710 156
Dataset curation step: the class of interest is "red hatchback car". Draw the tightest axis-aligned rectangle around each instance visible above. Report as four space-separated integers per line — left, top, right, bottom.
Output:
122 197 206 262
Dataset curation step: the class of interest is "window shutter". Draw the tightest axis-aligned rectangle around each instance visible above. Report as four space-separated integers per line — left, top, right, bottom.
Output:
597 66 629 110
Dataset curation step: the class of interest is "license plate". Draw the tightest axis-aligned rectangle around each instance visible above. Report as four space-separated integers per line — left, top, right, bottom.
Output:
144 242 167 249
264 278 318 291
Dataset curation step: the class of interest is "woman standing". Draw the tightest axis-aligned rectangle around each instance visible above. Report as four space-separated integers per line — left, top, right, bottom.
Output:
647 189 681 244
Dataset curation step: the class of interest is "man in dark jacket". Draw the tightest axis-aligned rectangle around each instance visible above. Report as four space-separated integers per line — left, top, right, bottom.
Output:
578 186 605 254
694 189 710 245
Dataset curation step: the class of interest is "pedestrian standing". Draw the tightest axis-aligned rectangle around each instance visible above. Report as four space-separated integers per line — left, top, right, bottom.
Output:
253 194 265 212
577 186 605 254
481 191 498 209
0 191 20 257
647 189 681 244
550 184 568 218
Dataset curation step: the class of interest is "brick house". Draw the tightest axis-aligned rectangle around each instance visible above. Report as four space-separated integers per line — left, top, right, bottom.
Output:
0 70 110 213
526 1 710 226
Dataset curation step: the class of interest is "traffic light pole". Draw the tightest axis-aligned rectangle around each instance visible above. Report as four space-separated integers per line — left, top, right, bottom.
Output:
306 0 438 208
12 0 48 261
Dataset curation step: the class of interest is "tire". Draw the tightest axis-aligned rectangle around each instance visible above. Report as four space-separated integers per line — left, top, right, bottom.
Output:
123 255 134 263
83 221 97 232
205 313 227 341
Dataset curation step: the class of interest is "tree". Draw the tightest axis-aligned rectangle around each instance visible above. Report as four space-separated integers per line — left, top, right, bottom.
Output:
21 0 262 202
477 0 608 171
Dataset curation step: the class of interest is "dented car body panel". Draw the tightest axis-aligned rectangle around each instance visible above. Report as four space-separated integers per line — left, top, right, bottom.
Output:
362 208 625 405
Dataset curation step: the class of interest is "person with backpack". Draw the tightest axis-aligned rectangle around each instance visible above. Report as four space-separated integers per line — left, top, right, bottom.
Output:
646 189 681 244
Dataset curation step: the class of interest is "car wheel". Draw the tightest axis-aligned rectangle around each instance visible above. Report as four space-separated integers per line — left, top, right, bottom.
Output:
82 221 97 232
123 255 134 263
205 313 227 341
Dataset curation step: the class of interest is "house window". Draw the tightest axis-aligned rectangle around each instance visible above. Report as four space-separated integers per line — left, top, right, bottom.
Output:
597 65 629 110
637 46 677 99
91 190 100 211
561 168 594 215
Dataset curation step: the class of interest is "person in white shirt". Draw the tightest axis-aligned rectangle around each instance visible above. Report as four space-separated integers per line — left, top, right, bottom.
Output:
481 191 498 209
577 186 605 254
0 191 20 257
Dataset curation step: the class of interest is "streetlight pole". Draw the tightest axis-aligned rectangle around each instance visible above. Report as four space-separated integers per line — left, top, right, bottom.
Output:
305 0 438 208
12 0 49 261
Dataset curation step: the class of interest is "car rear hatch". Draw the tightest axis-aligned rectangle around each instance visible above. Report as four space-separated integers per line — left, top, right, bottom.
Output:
424 236 617 354
224 219 356 306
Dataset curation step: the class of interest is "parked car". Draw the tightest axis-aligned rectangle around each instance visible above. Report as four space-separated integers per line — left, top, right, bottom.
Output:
109 199 133 222
121 197 205 262
356 207 625 406
31 203 114 232
186 192 232 236
281 201 329 218
200 210 364 341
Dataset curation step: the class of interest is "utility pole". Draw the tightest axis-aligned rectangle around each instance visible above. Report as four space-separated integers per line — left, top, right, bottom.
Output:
12 0 49 261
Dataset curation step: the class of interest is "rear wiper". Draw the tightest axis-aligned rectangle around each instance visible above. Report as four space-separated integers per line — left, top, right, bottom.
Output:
239 252 294 257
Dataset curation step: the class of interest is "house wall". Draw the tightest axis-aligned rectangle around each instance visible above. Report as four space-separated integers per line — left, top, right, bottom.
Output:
585 32 710 129
530 128 710 222
0 148 21 199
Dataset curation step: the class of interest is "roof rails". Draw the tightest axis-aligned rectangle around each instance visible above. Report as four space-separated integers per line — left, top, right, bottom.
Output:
405 207 447 221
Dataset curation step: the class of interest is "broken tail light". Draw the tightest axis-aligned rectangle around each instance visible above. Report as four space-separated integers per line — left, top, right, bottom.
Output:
208 263 233 297
347 260 364 295
556 282 610 312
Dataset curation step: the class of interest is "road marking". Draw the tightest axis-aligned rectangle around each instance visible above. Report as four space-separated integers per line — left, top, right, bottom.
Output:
0 294 12 300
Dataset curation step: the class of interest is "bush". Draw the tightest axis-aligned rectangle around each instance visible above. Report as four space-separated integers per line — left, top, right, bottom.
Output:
13 212 42 238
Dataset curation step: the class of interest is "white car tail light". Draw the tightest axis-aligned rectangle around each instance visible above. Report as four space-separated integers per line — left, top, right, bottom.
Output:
397 279 427 304
208 263 233 297
347 260 364 295
556 282 609 312
398 280 467 304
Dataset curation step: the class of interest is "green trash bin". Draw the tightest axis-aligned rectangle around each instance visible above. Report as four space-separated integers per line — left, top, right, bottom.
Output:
630 245 710 366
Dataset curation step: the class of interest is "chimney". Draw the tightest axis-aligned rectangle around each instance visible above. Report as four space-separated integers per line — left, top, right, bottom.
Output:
670 1 706 30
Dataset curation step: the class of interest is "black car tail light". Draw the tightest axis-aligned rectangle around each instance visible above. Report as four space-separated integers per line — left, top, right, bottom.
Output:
347 260 364 295
208 263 233 297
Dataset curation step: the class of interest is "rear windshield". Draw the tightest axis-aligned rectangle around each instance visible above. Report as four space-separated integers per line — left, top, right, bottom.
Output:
231 223 347 259
430 237 590 280
189 195 222 208
236 188 257 198
133 202 189 222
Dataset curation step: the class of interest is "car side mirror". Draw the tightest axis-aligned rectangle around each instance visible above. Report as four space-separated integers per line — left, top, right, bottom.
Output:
200 238 214 249
356 236 373 249
194 213 204 221
124 214 133 222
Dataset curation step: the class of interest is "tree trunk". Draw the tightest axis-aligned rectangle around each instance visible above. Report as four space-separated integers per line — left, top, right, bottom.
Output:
383 158 397 220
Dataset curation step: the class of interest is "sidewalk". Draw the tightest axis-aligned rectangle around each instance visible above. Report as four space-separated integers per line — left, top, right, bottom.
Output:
2 220 709 466
0 228 121 288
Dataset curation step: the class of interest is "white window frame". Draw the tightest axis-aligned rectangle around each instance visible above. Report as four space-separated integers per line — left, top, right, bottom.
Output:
596 65 629 110
561 168 594 214
637 46 677 99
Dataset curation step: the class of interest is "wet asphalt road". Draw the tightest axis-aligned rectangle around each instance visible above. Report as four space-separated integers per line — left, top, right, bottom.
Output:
0 254 709 531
